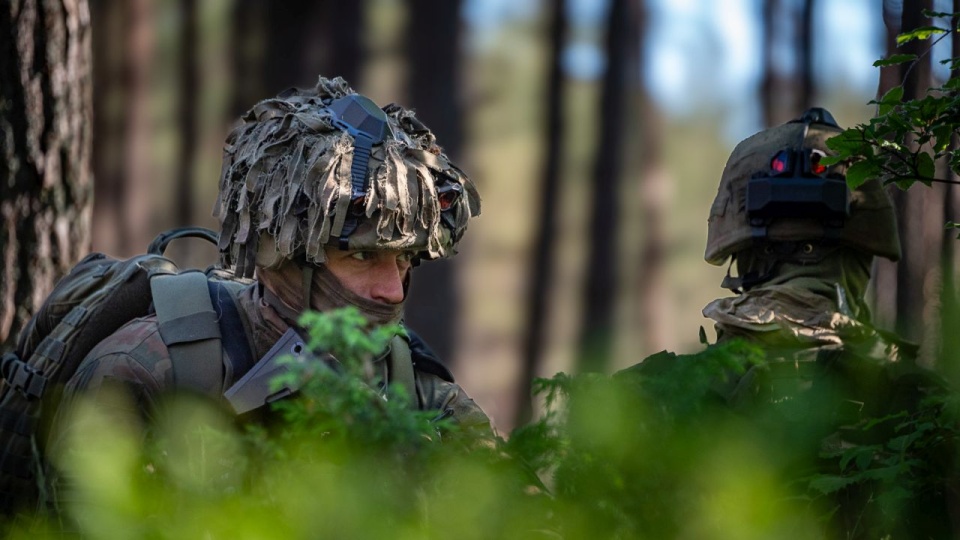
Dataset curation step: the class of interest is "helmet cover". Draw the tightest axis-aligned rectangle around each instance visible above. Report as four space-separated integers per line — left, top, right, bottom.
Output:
704 108 900 266
214 76 481 277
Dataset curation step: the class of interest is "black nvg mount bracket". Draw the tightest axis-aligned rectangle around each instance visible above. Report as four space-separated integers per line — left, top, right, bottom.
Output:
327 94 390 249
746 147 850 239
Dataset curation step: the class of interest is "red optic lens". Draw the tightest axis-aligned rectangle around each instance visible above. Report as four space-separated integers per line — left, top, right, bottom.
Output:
809 152 827 175
771 151 788 173
438 191 456 211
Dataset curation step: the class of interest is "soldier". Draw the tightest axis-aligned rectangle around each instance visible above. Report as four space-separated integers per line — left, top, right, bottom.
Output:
44 77 491 503
698 107 953 537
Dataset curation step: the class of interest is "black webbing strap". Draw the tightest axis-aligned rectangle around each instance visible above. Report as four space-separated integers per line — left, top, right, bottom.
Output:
208 281 255 385
0 353 47 400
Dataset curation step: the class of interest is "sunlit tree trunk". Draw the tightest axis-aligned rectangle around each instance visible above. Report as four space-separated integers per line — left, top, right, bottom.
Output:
404 0 463 364
516 0 567 426
0 0 93 349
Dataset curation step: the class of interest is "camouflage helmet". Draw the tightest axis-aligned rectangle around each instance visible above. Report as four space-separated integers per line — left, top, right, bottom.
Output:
214 76 481 278
704 108 900 266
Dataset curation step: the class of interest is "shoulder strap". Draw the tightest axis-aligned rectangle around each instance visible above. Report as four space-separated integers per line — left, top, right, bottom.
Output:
404 327 454 383
150 272 223 396
207 280 255 384
387 336 417 409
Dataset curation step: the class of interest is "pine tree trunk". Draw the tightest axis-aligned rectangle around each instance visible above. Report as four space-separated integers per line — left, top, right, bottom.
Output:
404 0 463 365
634 0 669 356
896 1 936 355
0 0 93 350
516 0 567 426
870 0 902 331
797 0 815 110
576 0 631 373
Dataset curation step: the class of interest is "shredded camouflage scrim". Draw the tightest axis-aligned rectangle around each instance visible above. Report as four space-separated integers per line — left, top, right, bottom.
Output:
214 77 481 277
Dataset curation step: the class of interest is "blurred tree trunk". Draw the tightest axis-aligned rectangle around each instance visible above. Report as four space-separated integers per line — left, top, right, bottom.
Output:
0 0 93 349
176 0 197 229
760 0 789 126
260 1 364 96
229 0 266 117
634 0 669 356
516 0 567 426
894 0 940 361
576 0 632 373
89 0 154 258
89 0 125 256
403 0 463 365
232 1 364 116
870 0 902 331
797 0 815 110
941 4 960 381
120 0 155 257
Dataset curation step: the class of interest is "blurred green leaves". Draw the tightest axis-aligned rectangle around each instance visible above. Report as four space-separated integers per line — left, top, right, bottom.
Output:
11 309 960 539
827 11 960 193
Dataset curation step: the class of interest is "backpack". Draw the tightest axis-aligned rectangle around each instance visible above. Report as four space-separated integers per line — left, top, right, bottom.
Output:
0 227 252 515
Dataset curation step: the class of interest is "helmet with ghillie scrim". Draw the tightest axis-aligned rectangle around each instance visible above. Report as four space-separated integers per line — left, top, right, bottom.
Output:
214 76 481 278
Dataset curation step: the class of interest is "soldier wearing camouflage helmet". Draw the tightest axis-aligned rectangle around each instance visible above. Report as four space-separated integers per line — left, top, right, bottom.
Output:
44 77 492 500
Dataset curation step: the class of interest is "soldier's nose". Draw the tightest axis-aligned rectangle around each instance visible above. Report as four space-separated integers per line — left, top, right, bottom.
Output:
370 260 406 304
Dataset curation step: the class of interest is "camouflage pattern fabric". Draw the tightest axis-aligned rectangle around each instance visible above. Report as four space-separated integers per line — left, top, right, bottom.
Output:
215 77 481 277
43 283 492 510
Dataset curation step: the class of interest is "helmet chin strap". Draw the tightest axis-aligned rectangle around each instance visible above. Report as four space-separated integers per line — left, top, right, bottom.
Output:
721 253 779 294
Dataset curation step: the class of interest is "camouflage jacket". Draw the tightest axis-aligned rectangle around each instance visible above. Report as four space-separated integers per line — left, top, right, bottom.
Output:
47 283 491 444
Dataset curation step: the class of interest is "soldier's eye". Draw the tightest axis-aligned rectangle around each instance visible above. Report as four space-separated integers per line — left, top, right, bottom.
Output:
349 251 373 262
397 252 416 263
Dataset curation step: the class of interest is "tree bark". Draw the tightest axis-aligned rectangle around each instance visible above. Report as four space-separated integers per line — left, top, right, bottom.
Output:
403 0 464 365
576 0 632 373
0 0 93 350
515 0 567 426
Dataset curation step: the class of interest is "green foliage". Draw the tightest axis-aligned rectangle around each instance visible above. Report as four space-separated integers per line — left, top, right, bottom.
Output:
826 11 960 192
9 310 960 539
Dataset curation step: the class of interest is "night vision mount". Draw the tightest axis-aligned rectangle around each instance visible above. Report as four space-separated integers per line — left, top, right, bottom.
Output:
746 108 850 240
326 94 390 249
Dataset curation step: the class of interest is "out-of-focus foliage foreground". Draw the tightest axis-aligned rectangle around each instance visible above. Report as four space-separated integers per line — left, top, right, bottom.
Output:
6 307 959 539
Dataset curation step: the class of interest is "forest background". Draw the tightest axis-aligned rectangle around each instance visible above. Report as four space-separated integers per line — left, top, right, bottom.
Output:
2 0 958 434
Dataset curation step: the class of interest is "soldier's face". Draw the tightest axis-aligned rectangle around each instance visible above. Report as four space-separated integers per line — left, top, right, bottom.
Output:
322 247 414 305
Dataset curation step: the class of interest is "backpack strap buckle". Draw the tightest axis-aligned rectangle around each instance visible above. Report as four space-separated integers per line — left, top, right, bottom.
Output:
0 353 46 400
